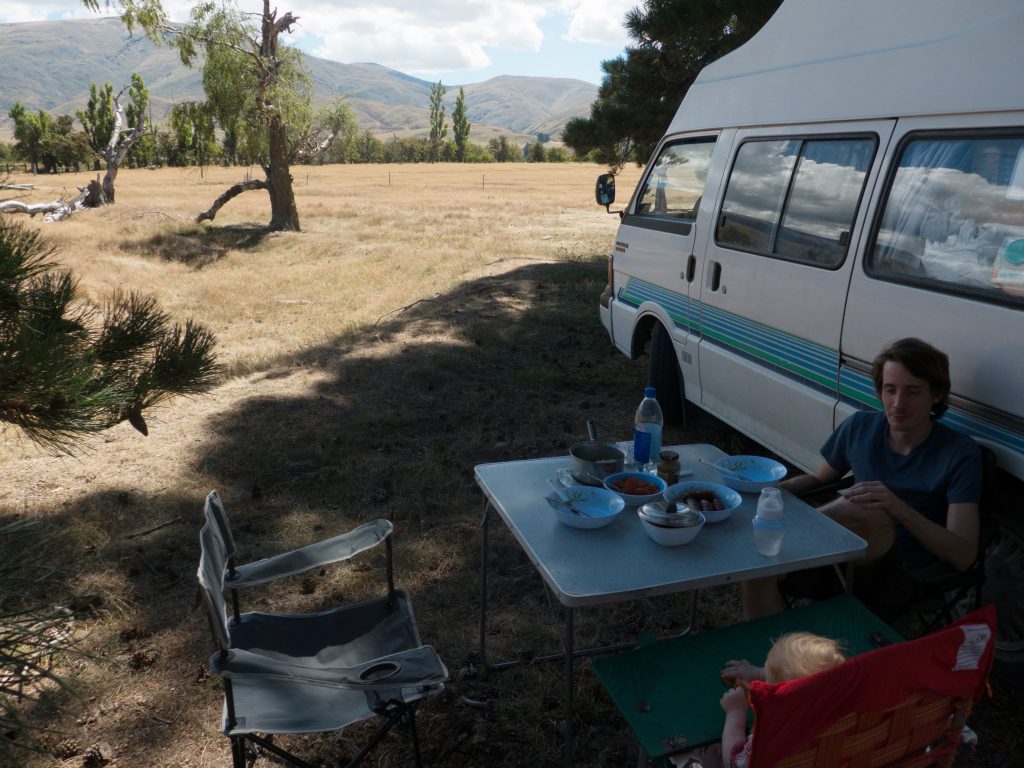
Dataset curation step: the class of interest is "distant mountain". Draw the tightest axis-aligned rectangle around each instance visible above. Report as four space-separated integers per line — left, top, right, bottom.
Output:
0 17 597 143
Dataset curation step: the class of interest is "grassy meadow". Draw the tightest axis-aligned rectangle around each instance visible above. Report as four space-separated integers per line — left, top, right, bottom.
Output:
0 163 1019 767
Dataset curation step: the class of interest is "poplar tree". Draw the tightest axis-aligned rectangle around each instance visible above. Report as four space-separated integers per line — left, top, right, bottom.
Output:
452 87 471 162
428 81 447 163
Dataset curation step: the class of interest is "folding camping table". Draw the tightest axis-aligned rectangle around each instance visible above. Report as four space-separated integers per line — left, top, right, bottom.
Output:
474 443 869 767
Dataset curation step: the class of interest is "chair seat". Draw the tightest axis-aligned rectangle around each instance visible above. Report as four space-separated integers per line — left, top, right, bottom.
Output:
223 590 444 735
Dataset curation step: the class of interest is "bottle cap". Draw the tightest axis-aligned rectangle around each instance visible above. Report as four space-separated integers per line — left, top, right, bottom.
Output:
644 386 656 397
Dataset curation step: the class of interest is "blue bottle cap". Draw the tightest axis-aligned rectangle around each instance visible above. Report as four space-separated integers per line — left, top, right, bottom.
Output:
644 386 656 397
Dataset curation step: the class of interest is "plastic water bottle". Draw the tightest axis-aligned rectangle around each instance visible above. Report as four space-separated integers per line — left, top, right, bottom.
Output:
633 386 663 472
753 487 785 556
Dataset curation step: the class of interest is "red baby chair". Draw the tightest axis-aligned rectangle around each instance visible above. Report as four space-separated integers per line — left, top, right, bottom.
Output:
742 606 995 767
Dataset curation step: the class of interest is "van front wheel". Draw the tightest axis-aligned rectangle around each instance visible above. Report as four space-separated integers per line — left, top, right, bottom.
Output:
648 323 691 425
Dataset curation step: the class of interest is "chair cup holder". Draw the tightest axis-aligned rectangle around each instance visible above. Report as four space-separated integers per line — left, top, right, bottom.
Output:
359 660 401 682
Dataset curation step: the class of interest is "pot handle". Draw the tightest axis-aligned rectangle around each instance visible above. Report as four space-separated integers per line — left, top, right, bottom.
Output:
586 420 598 441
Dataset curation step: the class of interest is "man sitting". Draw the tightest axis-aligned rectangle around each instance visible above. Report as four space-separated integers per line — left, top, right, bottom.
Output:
743 337 982 620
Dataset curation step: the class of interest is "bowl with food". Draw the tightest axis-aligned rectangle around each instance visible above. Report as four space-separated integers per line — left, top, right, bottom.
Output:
545 485 626 530
637 501 705 546
602 471 668 507
712 455 788 493
664 481 742 524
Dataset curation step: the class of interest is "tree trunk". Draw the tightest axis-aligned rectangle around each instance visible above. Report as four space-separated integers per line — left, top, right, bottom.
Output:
266 116 300 231
101 165 118 204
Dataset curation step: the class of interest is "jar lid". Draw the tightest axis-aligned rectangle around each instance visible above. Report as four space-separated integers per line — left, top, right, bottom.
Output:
639 501 702 527
659 450 679 461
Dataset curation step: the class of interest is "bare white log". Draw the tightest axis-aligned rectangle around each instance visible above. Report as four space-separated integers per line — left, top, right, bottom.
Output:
0 189 89 221
0 183 34 191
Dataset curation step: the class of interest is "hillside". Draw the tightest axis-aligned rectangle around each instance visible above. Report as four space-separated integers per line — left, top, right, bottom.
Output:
0 17 597 142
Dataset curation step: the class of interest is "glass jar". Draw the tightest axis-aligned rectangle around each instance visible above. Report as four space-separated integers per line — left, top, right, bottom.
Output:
657 450 681 485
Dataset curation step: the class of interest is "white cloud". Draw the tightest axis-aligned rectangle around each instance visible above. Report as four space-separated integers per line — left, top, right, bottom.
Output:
562 0 633 46
289 1 547 77
0 0 630 81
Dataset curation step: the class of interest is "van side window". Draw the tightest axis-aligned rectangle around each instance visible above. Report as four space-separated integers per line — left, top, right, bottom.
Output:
716 137 875 267
635 138 716 220
868 135 1024 306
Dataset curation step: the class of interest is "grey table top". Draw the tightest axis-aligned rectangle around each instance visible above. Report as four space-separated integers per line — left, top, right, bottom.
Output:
474 443 867 608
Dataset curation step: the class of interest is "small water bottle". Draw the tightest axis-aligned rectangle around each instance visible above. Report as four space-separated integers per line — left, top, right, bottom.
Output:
753 487 784 556
633 386 663 472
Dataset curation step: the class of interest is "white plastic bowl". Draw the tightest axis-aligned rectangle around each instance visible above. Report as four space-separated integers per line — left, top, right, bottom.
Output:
664 481 742 524
546 486 626 529
638 508 705 546
602 471 668 507
712 455 788 493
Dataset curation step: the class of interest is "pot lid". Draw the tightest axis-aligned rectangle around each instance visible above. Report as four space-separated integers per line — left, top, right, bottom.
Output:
639 501 702 527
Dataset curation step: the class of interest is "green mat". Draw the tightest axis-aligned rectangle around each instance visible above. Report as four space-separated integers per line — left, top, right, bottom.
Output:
590 595 902 762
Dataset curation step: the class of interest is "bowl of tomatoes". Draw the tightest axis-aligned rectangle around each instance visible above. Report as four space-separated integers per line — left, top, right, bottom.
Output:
602 471 667 507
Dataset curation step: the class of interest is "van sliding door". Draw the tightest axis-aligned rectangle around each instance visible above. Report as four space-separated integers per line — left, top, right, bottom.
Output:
697 122 894 471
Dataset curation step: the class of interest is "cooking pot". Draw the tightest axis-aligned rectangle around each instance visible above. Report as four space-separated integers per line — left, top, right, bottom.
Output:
569 421 625 483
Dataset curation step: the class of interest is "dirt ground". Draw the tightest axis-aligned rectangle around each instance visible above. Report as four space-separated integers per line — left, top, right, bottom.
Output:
1 164 1021 767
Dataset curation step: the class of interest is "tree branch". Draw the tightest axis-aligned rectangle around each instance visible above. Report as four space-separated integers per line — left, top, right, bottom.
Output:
196 179 269 223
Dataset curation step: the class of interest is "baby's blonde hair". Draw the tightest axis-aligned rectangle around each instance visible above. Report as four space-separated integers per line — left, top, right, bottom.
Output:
764 632 846 683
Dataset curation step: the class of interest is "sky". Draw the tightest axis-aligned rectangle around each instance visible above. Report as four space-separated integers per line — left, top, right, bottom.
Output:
0 0 637 85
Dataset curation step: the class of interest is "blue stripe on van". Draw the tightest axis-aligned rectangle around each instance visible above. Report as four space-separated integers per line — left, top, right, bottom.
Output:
839 368 1024 453
618 277 1024 457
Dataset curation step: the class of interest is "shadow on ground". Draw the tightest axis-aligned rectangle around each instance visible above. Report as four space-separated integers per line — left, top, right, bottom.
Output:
130 224 272 267
12 255 1023 768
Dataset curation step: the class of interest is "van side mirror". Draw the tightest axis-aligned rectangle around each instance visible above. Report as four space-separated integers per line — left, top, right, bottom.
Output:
596 174 616 208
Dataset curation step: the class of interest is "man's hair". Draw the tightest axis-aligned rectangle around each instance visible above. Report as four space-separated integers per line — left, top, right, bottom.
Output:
871 337 951 419
765 632 847 683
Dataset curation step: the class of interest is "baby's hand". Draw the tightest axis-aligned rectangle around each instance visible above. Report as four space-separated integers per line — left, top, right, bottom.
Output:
720 686 748 715
720 659 764 685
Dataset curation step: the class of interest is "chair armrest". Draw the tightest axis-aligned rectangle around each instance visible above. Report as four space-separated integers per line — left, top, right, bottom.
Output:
795 476 854 501
228 518 393 588
210 645 448 690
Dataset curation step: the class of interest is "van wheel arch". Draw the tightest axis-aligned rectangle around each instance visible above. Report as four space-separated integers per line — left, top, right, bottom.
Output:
646 322 695 426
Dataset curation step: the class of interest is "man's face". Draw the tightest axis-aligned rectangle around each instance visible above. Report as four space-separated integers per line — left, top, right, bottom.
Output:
880 360 940 434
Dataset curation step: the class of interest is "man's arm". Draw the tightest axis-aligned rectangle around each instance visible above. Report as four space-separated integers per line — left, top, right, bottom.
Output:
779 460 845 496
839 484 980 571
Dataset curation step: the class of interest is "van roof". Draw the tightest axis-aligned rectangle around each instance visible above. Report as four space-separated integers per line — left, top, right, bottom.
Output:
668 0 1024 134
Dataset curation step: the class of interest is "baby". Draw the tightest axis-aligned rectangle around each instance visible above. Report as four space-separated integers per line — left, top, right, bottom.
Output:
672 632 847 768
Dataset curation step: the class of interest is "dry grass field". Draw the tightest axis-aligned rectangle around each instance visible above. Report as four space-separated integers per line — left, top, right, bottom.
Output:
0 163 1020 768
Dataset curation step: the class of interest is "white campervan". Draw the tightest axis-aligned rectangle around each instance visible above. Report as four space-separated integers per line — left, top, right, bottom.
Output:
597 0 1024 490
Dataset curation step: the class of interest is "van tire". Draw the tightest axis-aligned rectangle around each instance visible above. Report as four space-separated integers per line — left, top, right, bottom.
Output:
648 323 688 425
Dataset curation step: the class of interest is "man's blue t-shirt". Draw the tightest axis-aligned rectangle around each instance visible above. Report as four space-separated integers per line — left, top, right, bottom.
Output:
820 410 981 567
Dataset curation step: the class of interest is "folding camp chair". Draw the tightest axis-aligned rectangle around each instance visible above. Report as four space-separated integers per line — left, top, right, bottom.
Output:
197 491 448 768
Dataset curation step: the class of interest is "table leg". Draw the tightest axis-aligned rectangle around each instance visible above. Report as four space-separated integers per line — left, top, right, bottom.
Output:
479 497 492 676
564 605 575 768
844 561 855 594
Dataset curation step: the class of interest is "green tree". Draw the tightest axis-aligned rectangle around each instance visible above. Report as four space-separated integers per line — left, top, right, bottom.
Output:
563 0 781 169
175 1 353 229
486 136 518 163
428 80 448 163
528 141 546 163
8 104 51 173
452 86 471 162
169 101 219 170
76 75 150 202
0 216 220 448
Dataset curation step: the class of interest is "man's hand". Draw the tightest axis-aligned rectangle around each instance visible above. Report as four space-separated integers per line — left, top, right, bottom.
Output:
838 481 912 521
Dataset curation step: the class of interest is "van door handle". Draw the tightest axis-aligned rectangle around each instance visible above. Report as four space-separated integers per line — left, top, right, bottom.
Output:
706 260 722 292
682 254 696 283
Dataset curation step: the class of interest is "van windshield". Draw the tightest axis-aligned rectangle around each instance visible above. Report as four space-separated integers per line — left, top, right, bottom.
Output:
869 135 1024 306
635 138 716 220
